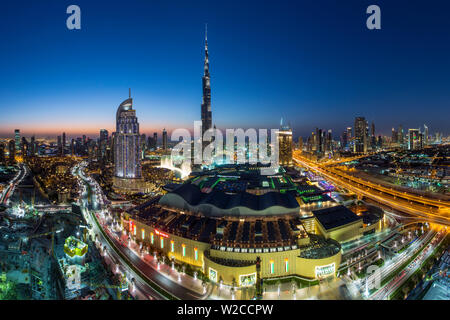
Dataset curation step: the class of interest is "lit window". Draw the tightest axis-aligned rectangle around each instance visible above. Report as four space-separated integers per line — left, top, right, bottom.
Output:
285 258 289 273
142 229 145 240
182 244 186 257
194 247 198 260
160 237 164 249
150 232 154 244
270 260 274 274
171 240 175 252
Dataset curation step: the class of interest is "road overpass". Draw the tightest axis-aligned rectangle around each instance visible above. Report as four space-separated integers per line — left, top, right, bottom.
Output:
293 153 450 226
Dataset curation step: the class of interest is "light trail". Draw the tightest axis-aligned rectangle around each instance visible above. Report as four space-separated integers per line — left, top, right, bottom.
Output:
293 154 450 226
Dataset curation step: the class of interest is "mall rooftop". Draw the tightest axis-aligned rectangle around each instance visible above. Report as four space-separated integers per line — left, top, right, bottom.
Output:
312 205 362 231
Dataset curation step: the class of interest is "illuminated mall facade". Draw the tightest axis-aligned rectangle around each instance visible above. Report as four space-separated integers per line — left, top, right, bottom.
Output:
120 165 383 287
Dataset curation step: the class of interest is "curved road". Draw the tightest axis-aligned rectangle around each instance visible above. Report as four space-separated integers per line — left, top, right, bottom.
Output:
74 162 206 300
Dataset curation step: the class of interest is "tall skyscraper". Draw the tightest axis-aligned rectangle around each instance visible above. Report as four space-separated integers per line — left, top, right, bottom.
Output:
408 129 421 150
114 91 142 180
278 120 293 166
315 128 323 153
21 137 28 157
99 129 108 161
100 129 108 142
8 140 15 164
391 128 397 144
57 135 62 156
153 132 158 149
162 128 168 151
71 138 75 156
147 135 156 151
110 132 115 162
398 125 404 145
201 25 212 137
14 129 20 152
424 124 429 145
346 126 352 149
30 136 36 156
326 129 333 152
354 117 368 153
341 130 348 150
140 133 146 158
62 132 66 156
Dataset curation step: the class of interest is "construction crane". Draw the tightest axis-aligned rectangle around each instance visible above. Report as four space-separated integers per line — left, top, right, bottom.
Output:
24 228 63 257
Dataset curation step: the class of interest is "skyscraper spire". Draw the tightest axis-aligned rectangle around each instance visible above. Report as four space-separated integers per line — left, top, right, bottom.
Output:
203 24 209 77
201 25 212 137
129 88 131 98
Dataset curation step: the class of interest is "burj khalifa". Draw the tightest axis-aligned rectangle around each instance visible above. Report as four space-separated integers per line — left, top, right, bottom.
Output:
201 25 212 137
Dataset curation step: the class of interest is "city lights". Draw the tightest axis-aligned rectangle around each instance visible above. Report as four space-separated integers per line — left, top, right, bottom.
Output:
0 1 448 306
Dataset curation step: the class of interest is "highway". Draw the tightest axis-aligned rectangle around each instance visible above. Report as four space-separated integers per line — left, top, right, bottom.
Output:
73 162 206 300
362 228 435 299
324 165 449 208
1 163 28 205
89 208 166 300
369 228 446 300
293 152 450 226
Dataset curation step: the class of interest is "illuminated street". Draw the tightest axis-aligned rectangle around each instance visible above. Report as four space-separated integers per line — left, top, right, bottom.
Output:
0 1 449 306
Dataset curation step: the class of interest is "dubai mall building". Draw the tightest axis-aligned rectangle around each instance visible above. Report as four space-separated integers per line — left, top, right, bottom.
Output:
120 165 382 287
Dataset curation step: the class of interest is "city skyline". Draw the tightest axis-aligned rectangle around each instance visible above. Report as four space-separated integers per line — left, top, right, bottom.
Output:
0 1 449 304
1 0 450 138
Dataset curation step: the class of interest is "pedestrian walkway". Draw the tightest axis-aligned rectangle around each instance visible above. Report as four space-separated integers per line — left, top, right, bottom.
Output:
119 233 210 297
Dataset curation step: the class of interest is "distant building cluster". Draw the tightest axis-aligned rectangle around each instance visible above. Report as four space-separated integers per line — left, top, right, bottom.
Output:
297 116 445 162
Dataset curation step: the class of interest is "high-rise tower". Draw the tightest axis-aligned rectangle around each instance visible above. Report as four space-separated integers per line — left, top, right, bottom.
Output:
114 91 142 180
408 129 421 150
354 117 368 153
424 124 429 145
8 140 15 164
112 90 149 194
62 132 66 156
201 24 212 137
14 129 20 152
278 118 293 166
162 128 168 151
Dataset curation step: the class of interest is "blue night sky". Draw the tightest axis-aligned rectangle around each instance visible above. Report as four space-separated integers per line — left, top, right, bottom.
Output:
0 0 449 139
